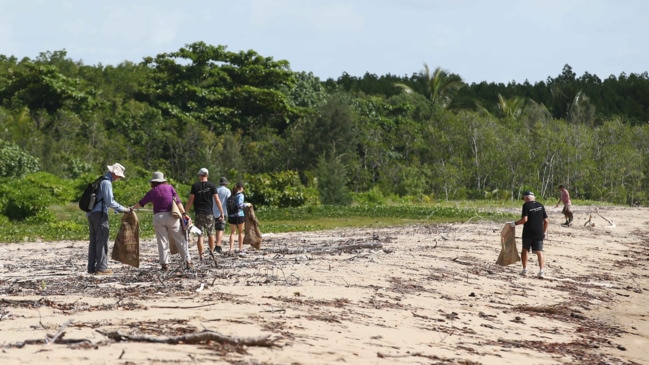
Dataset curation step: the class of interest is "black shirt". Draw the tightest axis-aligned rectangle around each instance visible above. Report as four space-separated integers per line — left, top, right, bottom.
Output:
521 201 547 240
189 181 218 215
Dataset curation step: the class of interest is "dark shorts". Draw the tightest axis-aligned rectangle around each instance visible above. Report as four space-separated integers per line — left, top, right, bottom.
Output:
522 238 544 252
215 219 226 231
194 213 214 236
228 216 245 225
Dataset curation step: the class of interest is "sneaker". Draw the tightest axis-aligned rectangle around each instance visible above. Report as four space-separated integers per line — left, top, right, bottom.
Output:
161 264 169 271
520 268 528 276
214 245 223 254
95 269 113 275
537 270 545 278
238 250 247 257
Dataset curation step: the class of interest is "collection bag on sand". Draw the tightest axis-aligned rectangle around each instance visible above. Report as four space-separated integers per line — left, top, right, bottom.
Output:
112 211 140 268
496 223 520 266
243 205 262 250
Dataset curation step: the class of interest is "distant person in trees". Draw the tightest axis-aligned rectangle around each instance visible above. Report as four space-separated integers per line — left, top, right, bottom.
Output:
511 191 548 278
214 177 230 254
87 163 132 275
184 168 224 260
132 171 194 271
555 185 573 227
227 181 251 255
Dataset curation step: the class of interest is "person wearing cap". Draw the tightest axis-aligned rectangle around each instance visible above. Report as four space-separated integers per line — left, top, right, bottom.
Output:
132 171 194 271
555 185 573 227
214 177 231 254
184 168 225 259
510 191 549 278
87 163 132 275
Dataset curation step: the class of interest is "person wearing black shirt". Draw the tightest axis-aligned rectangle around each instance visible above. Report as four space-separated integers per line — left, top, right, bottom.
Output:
511 191 549 278
185 168 224 260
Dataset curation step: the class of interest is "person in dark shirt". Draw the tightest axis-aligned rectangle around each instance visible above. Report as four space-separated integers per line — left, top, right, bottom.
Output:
512 191 549 278
185 168 224 260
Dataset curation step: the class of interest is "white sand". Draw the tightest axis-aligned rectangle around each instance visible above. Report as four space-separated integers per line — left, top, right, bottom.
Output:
0 205 647 364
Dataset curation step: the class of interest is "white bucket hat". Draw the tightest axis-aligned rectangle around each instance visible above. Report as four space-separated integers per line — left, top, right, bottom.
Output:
107 163 126 178
149 171 167 183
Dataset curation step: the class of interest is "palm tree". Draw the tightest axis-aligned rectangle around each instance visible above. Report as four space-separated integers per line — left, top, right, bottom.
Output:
497 93 527 120
395 64 464 109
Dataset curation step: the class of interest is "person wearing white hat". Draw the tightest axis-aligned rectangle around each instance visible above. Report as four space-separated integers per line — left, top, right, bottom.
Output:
87 163 131 275
511 191 549 278
184 168 225 259
132 171 194 271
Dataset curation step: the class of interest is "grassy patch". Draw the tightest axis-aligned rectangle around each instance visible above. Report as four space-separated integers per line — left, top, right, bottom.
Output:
0 199 611 243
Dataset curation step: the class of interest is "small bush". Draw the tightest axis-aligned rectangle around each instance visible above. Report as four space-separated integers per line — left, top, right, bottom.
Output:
352 186 386 205
244 170 318 207
0 182 54 222
0 139 40 178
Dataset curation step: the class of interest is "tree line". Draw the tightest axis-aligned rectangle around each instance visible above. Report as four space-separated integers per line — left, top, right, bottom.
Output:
1 41 649 210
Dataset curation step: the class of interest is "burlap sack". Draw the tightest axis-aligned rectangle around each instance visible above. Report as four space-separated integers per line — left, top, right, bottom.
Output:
171 199 182 219
169 235 179 255
496 223 520 266
168 216 191 255
112 211 140 268
243 205 262 250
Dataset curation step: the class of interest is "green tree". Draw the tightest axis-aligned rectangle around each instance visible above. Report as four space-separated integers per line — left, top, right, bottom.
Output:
315 153 351 205
140 42 304 134
395 64 464 109
296 93 358 172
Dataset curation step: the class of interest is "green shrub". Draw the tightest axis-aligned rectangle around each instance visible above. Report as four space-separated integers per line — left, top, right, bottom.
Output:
352 186 386 205
0 181 54 222
23 172 77 204
0 139 40 178
244 170 317 207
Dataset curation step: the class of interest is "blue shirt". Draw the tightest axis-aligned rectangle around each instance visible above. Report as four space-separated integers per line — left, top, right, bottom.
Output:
214 185 231 217
89 172 128 215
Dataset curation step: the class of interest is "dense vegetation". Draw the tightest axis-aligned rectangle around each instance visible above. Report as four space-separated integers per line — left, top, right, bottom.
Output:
1 42 648 235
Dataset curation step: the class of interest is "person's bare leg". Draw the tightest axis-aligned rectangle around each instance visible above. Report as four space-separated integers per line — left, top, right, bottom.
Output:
216 230 223 249
237 223 244 251
536 251 544 270
208 234 215 251
229 224 235 253
521 249 528 270
197 237 205 260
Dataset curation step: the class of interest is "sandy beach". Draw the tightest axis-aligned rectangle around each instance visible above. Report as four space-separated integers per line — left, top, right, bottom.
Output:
0 205 647 364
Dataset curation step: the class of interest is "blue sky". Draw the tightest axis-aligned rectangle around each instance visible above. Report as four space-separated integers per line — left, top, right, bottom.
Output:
1 0 647 84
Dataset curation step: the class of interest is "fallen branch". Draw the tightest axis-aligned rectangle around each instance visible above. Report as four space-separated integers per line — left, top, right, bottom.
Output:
47 319 73 345
595 207 615 227
96 329 281 347
264 241 383 255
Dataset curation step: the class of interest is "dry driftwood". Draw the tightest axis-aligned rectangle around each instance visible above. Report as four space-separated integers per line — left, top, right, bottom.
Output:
47 319 73 345
96 329 280 347
263 240 383 255
595 207 615 227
